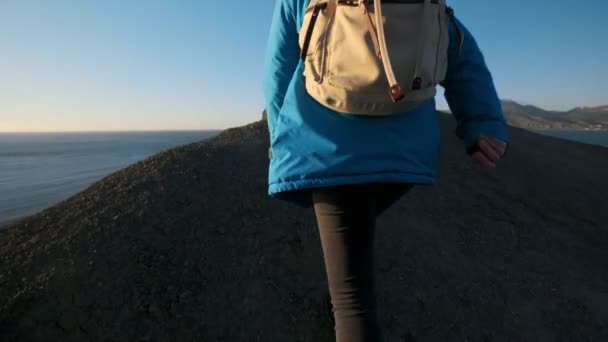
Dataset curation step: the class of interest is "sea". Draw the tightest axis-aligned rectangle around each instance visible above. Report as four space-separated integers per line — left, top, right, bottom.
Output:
0 129 606 228
0 131 220 227
531 129 608 148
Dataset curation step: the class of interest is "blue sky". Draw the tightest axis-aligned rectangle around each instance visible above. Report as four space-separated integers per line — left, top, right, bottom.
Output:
0 0 606 132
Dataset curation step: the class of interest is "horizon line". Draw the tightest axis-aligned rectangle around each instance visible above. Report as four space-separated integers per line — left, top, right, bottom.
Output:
0 128 225 134
2 99 606 133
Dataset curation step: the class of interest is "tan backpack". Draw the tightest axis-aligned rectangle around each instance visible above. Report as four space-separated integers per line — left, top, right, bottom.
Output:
298 0 462 115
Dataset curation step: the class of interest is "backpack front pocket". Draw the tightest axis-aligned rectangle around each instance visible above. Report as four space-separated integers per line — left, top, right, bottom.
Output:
325 3 387 93
324 2 446 94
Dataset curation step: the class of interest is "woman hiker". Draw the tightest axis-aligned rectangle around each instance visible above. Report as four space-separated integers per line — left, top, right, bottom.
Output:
263 0 510 341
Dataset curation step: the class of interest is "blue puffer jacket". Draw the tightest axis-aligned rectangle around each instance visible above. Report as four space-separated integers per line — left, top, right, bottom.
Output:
263 0 510 207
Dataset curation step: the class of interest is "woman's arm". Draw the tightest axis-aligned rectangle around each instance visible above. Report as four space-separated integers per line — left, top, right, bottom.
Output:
263 0 300 142
441 16 511 156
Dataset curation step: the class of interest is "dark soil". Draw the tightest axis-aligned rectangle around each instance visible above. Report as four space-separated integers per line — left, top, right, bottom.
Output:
1 113 607 341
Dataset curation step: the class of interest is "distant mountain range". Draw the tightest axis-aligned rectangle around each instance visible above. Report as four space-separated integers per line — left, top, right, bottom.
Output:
501 100 608 130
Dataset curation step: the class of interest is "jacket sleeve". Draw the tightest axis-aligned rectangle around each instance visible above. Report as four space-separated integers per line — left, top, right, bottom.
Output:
441 17 511 155
263 0 300 142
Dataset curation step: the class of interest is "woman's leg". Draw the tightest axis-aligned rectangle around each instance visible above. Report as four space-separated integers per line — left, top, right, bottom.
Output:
312 183 413 342
311 184 376 341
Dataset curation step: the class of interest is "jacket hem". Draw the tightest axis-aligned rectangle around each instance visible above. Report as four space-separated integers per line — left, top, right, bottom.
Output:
268 172 435 208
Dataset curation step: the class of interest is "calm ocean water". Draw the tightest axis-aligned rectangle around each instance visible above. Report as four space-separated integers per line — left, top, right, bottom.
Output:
0 129 606 228
532 130 608 148
0 131 220 227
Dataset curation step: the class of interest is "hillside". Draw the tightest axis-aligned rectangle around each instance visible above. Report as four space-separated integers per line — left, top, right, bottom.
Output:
501 100 608 130
566 105 608 122
1 113 607 341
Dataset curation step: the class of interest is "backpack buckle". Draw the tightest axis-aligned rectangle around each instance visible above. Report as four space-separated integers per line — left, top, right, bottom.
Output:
411 77 422 90
390 84 405 102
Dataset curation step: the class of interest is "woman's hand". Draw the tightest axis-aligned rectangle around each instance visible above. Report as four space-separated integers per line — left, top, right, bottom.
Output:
468 134 508 168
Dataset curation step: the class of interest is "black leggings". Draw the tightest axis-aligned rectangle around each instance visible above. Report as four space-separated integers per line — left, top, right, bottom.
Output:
312 182 415 342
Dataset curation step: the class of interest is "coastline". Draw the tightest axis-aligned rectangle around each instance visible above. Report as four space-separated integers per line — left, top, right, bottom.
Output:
1 126 606 228
532 127 607 131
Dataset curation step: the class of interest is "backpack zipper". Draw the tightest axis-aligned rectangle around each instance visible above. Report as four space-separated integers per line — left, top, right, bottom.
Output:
300 3 328 60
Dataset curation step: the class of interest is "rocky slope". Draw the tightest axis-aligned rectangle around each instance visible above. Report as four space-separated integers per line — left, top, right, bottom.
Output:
1 113 607 341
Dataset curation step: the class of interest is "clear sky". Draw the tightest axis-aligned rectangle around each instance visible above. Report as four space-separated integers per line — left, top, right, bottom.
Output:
1 0 606 132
